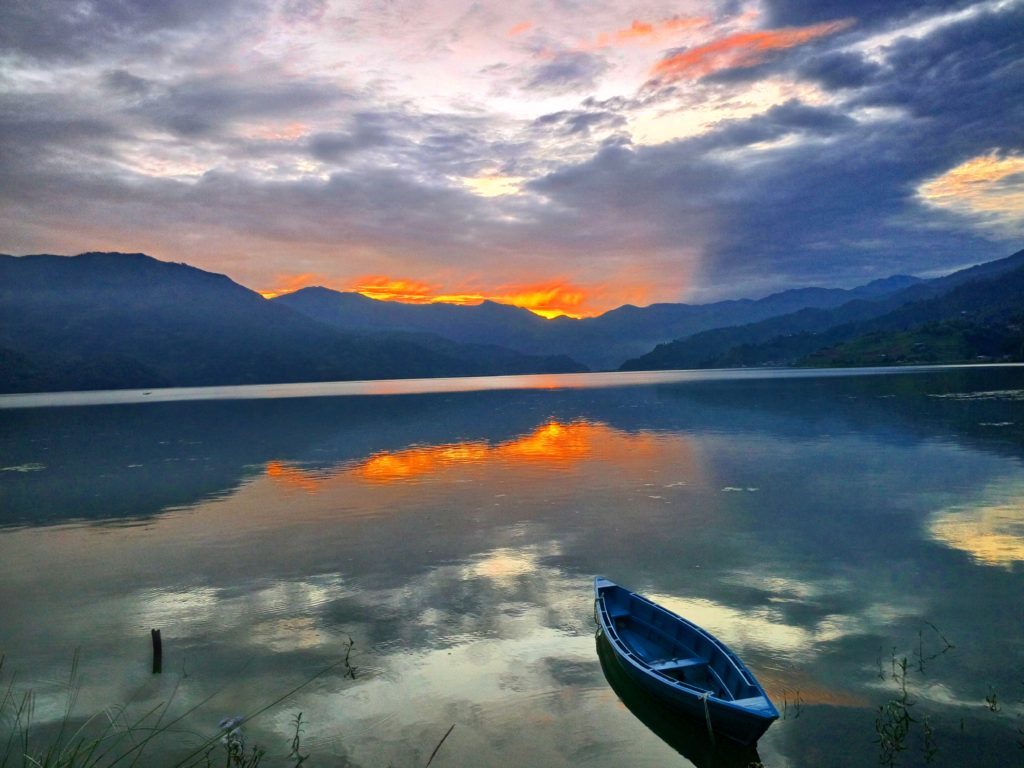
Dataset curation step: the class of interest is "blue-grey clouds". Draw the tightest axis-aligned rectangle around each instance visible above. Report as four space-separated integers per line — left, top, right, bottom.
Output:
0 0 1021 305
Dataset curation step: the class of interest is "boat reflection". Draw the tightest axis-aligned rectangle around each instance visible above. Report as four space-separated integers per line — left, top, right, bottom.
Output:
596 631 761 768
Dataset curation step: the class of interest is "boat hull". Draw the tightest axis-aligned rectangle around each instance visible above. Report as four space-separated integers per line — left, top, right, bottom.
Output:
595 577 778 746
595 633 762 768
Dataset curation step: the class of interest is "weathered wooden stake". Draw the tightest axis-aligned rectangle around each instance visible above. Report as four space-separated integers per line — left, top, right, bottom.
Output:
151 628 163 674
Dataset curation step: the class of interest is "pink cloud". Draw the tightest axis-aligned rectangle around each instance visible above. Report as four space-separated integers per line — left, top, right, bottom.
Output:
651 19 854 81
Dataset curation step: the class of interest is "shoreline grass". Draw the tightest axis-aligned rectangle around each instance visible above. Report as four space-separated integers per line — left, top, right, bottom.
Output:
1 649 456 768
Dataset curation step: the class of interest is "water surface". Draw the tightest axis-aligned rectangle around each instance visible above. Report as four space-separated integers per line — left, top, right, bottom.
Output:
1 366 1022 766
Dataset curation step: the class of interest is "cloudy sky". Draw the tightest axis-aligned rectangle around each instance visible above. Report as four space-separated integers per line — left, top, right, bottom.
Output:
1 0 1022 316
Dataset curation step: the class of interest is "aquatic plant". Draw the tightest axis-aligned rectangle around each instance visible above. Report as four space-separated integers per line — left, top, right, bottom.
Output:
286 713 307 766
780 689 803 720
875 653 915 767
868 621 1024 767
0 646 457 768
0 652 349 768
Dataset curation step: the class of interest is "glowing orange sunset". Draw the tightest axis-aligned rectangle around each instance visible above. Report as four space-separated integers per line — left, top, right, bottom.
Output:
259 274 635 318
2 0 1024 765
2 0 1016 305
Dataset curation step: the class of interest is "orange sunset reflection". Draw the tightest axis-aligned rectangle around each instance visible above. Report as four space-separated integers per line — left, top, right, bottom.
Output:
263 420 701 492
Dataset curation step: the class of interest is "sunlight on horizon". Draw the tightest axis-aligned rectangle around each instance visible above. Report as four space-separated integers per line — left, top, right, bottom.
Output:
257 274 641 318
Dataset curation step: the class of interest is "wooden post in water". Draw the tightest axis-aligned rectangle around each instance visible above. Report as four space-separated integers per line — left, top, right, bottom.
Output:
151 628 162 674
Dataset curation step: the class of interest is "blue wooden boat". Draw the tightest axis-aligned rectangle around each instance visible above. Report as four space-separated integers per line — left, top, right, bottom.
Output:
596 633 761 767
594 577 778 746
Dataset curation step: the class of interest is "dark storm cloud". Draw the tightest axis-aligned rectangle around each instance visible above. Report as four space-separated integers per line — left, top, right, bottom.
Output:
0 0 257 63
797 52 884 91
525 3 1024 295
102 70 155 98
526 141 725 258
306 108 526 179
533 109 627 136
0 91 128 186
0 117 530 269
523 51 609 93
125 75 348 138
854 6 1024 153
1 0 1020 299
309 123 395 163
697 41 872 88
762 0 977 29
697 100 857 149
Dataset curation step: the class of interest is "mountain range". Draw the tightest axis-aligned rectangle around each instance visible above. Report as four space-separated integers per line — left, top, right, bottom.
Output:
0 252 583 394
621 248 1024 370
0 248 1021 394
273 274 925 371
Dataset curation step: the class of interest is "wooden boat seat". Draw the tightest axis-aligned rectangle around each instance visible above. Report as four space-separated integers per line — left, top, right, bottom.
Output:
650 657 707 672
731 696 776 712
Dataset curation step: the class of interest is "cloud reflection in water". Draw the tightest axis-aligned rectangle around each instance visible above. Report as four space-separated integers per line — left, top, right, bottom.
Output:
928 487 1024 568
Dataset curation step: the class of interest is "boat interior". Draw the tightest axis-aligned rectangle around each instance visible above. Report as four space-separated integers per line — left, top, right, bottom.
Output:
600 587 762 704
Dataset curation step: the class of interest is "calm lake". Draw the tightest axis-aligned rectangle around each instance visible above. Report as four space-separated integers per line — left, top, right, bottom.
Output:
1 366 1023 767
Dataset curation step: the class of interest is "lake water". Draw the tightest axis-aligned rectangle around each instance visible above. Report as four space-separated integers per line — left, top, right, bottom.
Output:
1 366 1023 767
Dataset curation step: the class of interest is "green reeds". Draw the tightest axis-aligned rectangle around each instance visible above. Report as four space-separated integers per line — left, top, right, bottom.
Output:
0 653 349 768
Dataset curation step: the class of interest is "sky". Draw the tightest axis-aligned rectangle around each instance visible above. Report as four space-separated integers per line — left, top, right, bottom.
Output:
1 0 1022 317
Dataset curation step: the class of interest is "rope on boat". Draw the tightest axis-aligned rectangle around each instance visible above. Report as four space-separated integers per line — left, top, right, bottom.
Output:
700 691 715 745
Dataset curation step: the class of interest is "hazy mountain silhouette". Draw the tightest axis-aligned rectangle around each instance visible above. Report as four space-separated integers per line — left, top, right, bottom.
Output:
0 252 585 393
621 248 1024 370
3 249 1019 395
275 274 922 370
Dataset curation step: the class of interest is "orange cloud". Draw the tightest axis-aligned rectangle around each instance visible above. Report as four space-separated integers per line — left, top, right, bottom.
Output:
917 151 1024 236
651 19 854 81
489 283 587 319
587 16 709 49
258 273 658 318
349 275 441 303
258 272 328 299
508 21 534 37
348 276 598 318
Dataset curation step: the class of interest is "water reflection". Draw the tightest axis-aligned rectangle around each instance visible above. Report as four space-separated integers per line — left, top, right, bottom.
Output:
341 419 602 485
2 367 1024 766
263 419 700 490
928 486 1024 568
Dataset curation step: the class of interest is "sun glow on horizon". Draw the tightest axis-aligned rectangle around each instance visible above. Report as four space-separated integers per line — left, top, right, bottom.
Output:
257 273 649 318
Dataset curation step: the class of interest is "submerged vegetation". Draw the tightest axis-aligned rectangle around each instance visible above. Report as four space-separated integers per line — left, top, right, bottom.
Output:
5 618 1023 767
868 621 1024 768
0 640 453 768
596 618 1021 768
0 651 350 768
